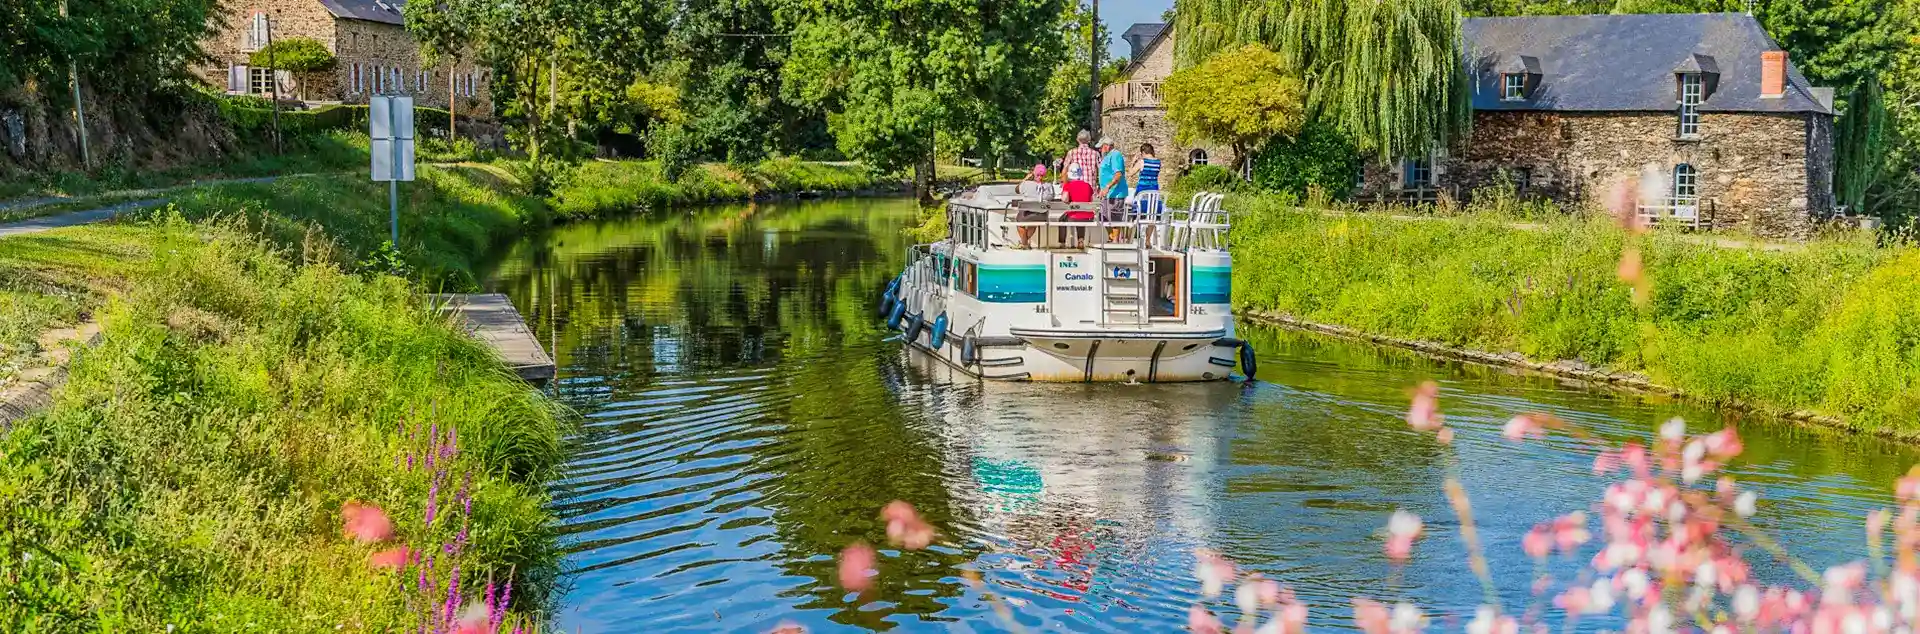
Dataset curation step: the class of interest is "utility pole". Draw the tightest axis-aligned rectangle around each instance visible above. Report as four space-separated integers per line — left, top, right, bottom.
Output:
1088 0 1102 138
266 15 284 154
60 0 91 168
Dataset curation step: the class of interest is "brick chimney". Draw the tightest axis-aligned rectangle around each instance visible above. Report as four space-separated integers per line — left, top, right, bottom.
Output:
1760 51 1787 98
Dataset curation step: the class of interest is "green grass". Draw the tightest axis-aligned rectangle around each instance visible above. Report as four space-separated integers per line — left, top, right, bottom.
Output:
0 218 564 630
1227 193 1920 430
157 163 547 289
0 130 490 215
548 158 896 219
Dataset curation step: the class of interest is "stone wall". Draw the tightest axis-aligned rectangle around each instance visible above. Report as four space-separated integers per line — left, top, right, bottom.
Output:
1358 109 1830 239
198 2 492 116
1099 26 1235 179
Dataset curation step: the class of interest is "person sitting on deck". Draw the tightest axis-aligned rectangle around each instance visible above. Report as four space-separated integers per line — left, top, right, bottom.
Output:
1014 164 1053 248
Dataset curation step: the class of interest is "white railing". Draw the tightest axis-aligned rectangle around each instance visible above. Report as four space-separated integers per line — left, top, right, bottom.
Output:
1101 81 1164 110
1636 197 1702 229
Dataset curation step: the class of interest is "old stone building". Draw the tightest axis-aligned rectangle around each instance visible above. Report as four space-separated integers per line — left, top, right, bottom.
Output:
1376 13 1835 238
200 0 492 116
1101 24 1236 176
1113 13 1837 239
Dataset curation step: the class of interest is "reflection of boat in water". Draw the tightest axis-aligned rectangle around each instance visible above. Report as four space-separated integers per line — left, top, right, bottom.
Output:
905 371 1244 607
879 185 1256 382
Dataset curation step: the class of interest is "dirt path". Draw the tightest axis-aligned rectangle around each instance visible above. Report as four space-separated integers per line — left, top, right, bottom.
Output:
0 175 298 239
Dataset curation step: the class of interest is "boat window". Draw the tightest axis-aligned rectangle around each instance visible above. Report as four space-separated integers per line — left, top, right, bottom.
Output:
958 260 978 296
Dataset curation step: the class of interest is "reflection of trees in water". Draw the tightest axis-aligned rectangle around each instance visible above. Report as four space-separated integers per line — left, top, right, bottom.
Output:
485 198 985 627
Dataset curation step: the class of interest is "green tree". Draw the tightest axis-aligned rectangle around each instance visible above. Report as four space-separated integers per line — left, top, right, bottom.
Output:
1836 78 1890 212
1172 0 1472 162
1033 4 1125 158
1162 45 1307 175
785 0 1070 201
249 37 335 100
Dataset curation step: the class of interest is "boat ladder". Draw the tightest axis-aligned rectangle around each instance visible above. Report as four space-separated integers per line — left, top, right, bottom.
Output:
1097 240 1148 325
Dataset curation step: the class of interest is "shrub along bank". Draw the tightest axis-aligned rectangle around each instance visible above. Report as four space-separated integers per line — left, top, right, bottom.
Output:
1226 194 1920 432
0 216 565 629
547 157 898 219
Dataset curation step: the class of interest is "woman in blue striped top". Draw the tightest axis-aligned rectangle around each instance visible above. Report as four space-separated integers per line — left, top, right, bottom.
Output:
1131 143 1161 194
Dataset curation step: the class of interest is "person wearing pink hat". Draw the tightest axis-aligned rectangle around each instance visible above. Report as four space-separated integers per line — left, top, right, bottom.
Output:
1015 163 1054 248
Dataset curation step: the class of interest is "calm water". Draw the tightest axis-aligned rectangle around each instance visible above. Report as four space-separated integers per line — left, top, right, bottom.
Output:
481 197 1916 632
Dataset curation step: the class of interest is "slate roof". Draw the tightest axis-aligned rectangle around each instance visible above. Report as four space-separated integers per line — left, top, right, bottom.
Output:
318 0 406 25
1122 23 1168 51
1464 13 1830 115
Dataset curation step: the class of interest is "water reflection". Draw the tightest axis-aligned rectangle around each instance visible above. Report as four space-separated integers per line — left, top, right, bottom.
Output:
482 198 1918 632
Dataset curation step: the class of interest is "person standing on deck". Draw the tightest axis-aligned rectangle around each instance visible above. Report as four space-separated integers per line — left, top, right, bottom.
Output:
1097 138 1129 242
1131 144 1164 243
1061 130 1100 193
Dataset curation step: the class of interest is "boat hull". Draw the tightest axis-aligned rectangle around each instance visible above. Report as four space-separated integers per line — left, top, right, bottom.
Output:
898 323 1241 383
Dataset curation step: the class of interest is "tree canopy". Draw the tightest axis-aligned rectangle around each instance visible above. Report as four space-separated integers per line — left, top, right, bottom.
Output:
1162 44 1306 173
783 0 1070 194
248 38 335 72
1171 0 1473 162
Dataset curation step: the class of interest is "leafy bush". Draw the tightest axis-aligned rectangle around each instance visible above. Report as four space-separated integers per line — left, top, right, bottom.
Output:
649 123 697 182
1182 164 1240 192
248 37 336 71
1250 121 1359 199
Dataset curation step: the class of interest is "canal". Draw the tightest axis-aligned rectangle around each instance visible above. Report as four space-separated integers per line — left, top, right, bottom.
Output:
481 197 1913 632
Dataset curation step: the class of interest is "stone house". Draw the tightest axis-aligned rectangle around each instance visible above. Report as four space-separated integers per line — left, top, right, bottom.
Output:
1111 13 1837 239
1101 23 1237 177
200 0 492 116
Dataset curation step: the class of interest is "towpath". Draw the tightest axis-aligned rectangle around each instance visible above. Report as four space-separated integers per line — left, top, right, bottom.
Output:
0 175 296 239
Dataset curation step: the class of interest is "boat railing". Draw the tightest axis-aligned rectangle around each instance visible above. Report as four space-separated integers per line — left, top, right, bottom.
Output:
960 191 1234 253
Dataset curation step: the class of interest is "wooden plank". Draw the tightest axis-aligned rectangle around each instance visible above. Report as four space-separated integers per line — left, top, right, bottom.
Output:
428 293 556 384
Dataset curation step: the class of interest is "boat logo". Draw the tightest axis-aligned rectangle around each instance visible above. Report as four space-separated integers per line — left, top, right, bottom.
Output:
1057 257 1078 269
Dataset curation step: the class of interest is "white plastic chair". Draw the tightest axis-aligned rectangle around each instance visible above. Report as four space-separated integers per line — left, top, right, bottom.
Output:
1187 193 1229 251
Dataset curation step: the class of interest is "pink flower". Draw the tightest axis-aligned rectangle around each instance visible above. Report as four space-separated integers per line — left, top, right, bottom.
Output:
1523 526 1552 559
1352 599 1392 634
882 501 935 550
341 501 394 544
1552 512 1591 553
1194 548 1236 597
1385 511 1422 562
1406 381 1443 431
1503 414 1545 441
1436 427 1455 445
1553 586 1590 613
1703 427 1744 458
838 542 877 592
1898 468 1920 504
1592 449 1621 475
1188 604 1224 634
767 622 808 634
369 546 411 570
451 602 489 634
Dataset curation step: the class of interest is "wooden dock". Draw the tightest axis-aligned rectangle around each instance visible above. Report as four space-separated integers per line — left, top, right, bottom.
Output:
430 293 556 384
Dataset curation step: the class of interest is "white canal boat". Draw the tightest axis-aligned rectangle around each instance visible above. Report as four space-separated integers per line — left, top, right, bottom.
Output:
879 186 1255 382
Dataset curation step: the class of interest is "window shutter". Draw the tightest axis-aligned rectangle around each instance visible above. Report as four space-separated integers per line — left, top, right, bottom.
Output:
275 70 292 95
1393 160 1407 188
228 65 245 92
1430 150 1447 184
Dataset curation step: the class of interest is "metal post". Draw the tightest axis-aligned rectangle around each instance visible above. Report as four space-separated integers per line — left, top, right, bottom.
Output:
1088 0 1101 137
60 0 90 168
266 16 283 154
389 99 400 246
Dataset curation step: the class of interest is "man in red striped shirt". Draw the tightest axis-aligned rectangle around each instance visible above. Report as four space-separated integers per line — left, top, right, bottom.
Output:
1061 129 1099 191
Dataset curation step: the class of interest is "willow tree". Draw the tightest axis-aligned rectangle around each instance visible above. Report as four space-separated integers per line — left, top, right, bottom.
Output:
1172 0 1472 161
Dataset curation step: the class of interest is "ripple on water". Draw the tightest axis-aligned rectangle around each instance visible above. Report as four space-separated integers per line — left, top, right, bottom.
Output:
478 198 1918 632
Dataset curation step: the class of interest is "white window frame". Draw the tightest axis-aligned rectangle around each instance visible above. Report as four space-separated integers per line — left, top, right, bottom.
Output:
1189 149 1209 167
245 12 269 51
352 63 363 94
1404 157 1433 190
1672 163 1697 201
1502 73 1525 101
248 67 275 96
1678 73 1703 138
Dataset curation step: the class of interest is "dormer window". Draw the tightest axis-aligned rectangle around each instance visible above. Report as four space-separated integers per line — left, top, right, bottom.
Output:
1496 55 1540 102
1678 73 1703 138
244 12 269 51
1503 73 1526 101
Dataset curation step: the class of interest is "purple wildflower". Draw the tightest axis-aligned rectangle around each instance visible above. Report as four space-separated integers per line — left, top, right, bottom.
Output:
441 563 462 634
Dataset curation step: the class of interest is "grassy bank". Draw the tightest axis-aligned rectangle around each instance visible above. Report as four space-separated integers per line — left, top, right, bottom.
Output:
1226 194 1920 431
0 217 564 629
548 157 898 218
